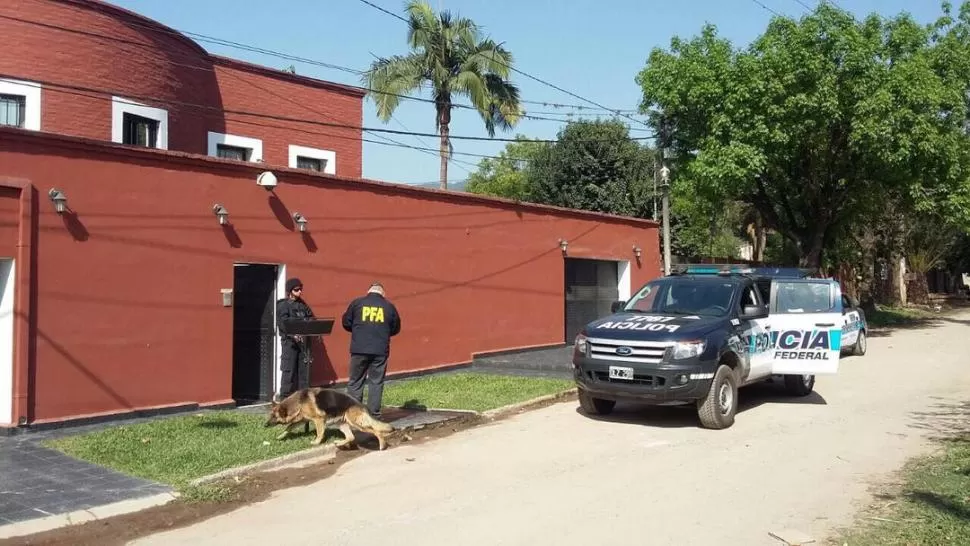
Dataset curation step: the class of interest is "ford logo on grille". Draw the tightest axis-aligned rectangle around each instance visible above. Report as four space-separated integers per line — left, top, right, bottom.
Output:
615 346 633 356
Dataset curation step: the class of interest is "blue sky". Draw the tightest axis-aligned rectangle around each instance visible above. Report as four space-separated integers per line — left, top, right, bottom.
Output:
110 0 944 186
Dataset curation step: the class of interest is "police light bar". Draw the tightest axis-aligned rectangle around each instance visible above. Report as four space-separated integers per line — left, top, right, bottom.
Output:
674 264 755 276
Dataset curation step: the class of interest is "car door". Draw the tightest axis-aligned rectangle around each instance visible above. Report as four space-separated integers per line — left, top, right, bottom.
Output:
734 282 773 381
840 294 861 348
767 278 844 375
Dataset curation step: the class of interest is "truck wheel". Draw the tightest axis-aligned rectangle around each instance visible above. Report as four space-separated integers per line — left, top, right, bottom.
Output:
852 330 867 356
697 364 737 430
783 374 815 396
578 390 616 416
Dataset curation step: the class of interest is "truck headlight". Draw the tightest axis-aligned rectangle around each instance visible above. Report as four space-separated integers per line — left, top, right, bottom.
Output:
574 333 588 354
671 340 706 360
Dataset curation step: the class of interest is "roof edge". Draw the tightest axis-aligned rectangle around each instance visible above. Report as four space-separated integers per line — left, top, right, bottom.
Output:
0 127 659 229
210 56 367 99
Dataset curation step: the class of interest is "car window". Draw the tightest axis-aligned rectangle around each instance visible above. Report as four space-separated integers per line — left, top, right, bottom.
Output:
739 285 760 310
627 284 658 312
625 281 736 316
774 282 835 313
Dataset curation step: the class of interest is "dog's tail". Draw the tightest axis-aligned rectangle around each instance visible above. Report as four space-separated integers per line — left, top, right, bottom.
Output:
348 406 395 433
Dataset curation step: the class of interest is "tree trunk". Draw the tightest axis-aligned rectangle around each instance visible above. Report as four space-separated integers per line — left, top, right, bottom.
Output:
906 276 931 305
753 216 766 263
438 122 449 191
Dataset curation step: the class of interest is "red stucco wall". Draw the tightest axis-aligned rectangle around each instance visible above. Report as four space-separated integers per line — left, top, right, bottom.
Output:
0 0 364 177
0 129 660 424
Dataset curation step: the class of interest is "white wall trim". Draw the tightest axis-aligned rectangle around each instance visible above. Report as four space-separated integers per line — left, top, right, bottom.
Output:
288 144 336 175
274 264 286 398
0 78 41 131
207 131 264 163
111 96 168 149
0 259 15 426
617 260 632 302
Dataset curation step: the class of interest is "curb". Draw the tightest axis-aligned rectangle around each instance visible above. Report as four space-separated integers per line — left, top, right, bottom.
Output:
0 492 180 540
189 444 338 486
481 388 577 419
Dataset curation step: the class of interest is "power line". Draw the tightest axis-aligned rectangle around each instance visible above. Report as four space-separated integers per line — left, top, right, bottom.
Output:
21 81 568 164
350 0 655 130
1 12 650 143
0 13 641 117
749 0 783 17
11 75 655 143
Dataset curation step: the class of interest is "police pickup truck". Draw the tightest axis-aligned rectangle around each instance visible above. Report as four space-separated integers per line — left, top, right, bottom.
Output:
572 265 868 429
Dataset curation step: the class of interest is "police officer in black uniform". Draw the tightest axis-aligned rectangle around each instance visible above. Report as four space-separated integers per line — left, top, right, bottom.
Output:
342 282 401 418
276 277 314 401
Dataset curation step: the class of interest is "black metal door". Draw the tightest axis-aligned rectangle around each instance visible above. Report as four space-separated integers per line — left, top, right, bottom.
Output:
564 258 619 343
231 264 278 403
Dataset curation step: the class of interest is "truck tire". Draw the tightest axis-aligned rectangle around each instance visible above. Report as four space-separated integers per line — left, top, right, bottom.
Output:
852 330 867 356
697 364 737 430
783 374 815 396
578 390 615 416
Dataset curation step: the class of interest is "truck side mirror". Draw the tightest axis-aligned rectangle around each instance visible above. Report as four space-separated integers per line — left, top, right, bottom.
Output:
610 300 626 313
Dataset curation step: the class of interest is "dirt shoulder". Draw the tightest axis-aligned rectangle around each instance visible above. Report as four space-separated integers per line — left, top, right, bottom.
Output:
6 393 576 546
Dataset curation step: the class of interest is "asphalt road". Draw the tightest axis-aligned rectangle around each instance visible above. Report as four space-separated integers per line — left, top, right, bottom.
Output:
132 309 970 546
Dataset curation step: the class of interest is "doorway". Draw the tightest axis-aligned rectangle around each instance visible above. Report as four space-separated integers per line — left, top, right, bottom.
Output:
563 258 620 343
231 263 279 404
0 259 13 425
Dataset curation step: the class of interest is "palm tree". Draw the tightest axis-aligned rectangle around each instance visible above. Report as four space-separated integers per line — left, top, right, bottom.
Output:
362 0 522 190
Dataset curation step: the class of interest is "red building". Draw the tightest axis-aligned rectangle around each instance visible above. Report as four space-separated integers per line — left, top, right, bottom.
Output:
0 1 661 431
0 0 363 178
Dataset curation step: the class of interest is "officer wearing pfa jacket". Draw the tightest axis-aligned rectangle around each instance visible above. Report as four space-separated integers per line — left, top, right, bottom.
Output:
341 282 401 418
276 277 314 401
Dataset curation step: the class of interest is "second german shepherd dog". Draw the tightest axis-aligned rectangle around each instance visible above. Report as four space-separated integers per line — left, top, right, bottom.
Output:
264 387 395 450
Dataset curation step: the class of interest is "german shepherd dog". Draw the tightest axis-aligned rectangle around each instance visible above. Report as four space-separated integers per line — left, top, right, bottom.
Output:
264 387 395 450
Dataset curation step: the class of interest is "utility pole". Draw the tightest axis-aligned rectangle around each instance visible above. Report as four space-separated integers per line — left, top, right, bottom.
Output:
656 114 671 275
661 164 671 275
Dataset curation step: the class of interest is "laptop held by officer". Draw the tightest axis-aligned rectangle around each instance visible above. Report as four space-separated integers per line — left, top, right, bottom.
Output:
342 282 401 418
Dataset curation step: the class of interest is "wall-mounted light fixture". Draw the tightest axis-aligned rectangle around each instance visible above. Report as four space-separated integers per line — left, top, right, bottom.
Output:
292 212 308 232
559 238 568 255
212 204 229 225
48 188 68 214
633 245 642 259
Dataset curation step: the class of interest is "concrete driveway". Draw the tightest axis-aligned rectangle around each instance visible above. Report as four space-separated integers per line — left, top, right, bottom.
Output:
132 310 970 546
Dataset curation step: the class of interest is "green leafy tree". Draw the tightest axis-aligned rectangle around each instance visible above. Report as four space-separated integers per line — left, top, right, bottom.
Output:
362 0 522 190
526 119 655 218
465 137 548 200
636 2 970 268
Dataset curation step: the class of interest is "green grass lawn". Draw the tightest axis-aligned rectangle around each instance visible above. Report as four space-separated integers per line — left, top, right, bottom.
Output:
839 434 970 545
42 372 574 492
867 306 936 328
383 372 574 413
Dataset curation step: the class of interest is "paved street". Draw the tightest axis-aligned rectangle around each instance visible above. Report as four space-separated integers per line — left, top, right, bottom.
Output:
133 310 970 546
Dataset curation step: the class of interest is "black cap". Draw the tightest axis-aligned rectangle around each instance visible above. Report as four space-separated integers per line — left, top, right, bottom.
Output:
286 278 303 293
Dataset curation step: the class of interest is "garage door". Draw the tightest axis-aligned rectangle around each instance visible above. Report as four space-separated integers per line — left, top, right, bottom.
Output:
564 258 619 343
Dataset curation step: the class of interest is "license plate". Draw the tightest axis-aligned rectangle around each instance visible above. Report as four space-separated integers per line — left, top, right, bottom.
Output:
608 366 634 380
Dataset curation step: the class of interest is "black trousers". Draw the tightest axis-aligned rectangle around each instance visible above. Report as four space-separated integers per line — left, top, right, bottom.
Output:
279 339 308 399
346 353 388 416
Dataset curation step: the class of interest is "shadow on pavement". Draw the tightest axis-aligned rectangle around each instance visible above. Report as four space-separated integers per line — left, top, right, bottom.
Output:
907 399 970 442
575 379 827 429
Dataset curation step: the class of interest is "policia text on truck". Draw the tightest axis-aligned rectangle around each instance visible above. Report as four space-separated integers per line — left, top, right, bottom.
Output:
571 265 866 429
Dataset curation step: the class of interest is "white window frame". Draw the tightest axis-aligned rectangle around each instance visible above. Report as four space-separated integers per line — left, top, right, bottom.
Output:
288 144 336 175
0 78 42 131
208 131 264 163
111 96 168 149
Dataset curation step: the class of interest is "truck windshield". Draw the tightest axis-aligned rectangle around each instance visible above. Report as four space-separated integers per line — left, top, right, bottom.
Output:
625 280 735 317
